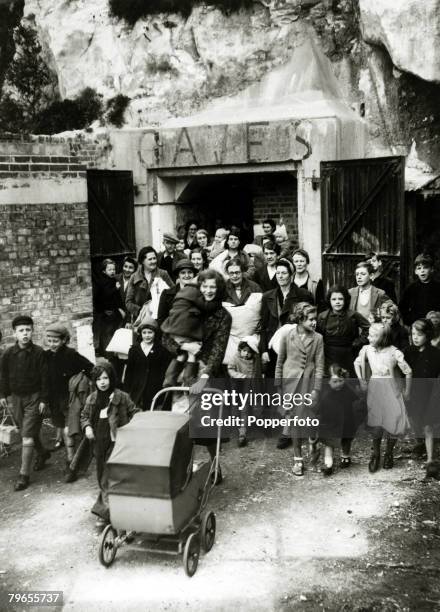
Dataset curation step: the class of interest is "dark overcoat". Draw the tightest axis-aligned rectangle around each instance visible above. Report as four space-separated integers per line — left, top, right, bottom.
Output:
124 342 171 411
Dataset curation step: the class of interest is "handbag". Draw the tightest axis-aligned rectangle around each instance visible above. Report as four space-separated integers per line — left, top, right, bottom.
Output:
105 327 135 359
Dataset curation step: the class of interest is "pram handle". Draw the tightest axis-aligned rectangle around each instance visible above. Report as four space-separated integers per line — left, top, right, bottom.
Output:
150 386 224 412
150 386 223 498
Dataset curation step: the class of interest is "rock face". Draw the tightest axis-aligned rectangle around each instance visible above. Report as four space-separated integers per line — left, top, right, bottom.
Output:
359 0 440 82
7 0 440 169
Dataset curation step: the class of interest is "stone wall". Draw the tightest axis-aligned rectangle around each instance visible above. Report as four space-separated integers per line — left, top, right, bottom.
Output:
0 137 95 348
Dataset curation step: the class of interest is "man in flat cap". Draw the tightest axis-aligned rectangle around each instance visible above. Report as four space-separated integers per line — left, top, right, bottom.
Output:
157 233 186 281
0 315 50 491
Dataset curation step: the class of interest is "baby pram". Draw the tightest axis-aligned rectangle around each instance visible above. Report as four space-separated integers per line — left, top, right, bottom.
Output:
98 386 221 577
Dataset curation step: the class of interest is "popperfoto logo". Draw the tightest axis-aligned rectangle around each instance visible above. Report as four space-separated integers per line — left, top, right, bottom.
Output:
188 382 321 438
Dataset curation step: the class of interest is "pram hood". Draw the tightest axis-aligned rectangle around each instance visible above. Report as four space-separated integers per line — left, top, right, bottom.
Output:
107 411 194 499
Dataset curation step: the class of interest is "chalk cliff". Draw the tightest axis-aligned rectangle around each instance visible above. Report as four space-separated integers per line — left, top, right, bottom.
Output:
3 0 440 168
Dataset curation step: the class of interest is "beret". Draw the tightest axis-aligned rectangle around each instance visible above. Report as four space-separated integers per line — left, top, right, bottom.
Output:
138 317 158 333
174 259 195 273
12 315 34 328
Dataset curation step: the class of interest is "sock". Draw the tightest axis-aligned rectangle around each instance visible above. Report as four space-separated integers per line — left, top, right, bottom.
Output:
20 445 34 476
324 447 333 468
66 445 75 462
372 438 381 456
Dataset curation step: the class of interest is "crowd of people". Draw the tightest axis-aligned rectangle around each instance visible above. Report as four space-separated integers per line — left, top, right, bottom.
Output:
1 217 440 530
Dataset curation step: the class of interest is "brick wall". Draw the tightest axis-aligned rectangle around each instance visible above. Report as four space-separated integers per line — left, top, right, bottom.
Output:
251 173 298 246
0 137 94 347
0 202 92 345
0 131 111 171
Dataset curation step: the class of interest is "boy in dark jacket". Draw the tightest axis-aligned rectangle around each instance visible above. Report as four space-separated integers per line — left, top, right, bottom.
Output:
45 323 94 482
399 254 440 326
0 315 50 491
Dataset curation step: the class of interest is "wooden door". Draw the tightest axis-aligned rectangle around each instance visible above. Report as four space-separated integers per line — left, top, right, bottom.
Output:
87 169 136 264
321 156 406 295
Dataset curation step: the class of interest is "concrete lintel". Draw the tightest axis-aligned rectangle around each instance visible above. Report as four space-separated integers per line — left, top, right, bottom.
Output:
0 177 87 205
156 161 298 178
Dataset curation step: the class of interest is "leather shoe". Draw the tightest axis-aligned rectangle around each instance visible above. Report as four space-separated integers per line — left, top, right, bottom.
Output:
321 465 333 476
383 453 394 469
14 474 30 491
238 436 248 448
64 460 77 483
277 436 292 450
368 453 380 473
426 462 440 480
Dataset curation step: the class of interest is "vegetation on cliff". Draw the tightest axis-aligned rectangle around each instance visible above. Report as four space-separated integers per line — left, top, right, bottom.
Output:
109 0 254 24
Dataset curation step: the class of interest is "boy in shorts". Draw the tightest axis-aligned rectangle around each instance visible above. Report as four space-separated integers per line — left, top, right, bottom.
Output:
0 315 50 491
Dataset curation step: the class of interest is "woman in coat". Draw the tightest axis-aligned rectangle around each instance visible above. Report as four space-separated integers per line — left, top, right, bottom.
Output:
93 258 125 357
209 229 249 279
292 249 325 311
260 258 314 378
162 269 232 483
125 246 174 318
124 319 171 411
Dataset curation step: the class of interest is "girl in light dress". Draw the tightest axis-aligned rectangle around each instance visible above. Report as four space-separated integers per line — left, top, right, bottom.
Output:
354 322 412 473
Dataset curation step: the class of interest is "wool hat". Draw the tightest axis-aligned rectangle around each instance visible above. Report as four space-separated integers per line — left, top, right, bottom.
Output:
163 233 179 244
239 335 259 354
138 316 158 333
12 315 34 329
174 259 195 273
46 323 70 340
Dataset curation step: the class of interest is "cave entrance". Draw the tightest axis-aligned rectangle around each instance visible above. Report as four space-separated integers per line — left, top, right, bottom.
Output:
172 171 298 246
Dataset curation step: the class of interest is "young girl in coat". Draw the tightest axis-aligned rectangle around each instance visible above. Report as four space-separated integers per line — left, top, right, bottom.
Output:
318 364 359 475
404 319 440 479
81 361 138 528
354 322 412 473
124 318 171 411
227 336 262 448
275 302 324 476
317 285 369 376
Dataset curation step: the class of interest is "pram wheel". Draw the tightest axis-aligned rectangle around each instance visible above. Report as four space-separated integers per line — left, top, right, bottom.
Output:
98 525 118 567
183 532 200 577
201 511 216 553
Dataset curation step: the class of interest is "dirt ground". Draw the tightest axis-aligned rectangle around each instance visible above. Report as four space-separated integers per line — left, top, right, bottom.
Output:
1 424 440 612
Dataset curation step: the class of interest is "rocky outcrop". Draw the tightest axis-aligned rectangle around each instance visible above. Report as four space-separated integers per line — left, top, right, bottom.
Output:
0 0 437 169
359 0 440 82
